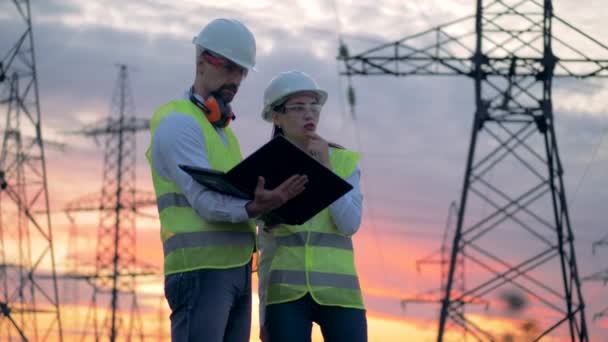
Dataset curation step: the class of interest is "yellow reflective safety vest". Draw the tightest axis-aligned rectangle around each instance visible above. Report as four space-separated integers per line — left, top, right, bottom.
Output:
146 100 256 276
265 149 365 309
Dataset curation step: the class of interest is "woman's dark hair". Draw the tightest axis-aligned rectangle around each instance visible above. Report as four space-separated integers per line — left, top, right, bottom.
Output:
271 103 286 138
272 124 283 138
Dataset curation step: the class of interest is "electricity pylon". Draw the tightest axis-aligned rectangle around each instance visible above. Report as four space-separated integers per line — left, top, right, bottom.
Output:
584 234 608 324
60 189 157 339
66 64 152 341
401 202 486 342
0 0 63 340
582 268 607 323
339 0 608 340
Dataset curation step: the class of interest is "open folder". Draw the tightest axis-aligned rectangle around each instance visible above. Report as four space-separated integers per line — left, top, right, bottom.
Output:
179 135 353 225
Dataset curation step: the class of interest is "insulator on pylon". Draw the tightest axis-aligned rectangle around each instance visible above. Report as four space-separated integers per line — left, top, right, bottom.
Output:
347 83 356 119
347 84 356 107
338 41 349 59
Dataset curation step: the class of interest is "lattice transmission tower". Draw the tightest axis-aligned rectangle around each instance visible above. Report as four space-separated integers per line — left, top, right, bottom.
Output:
339 0 608 340
65 64 153 341
401 202 487 342
0 0 63 340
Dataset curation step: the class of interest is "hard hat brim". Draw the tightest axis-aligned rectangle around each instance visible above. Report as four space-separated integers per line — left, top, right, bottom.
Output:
194 42 257 71
261 89 328 122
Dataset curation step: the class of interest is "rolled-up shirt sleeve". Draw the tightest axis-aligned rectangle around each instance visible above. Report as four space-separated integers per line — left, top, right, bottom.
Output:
151 113 250 223
329 164 363 236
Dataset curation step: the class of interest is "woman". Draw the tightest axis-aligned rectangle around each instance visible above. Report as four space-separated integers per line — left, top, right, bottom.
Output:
257 70 367 342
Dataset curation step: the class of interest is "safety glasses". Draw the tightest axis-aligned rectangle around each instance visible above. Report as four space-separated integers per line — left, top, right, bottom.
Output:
202 51 248 77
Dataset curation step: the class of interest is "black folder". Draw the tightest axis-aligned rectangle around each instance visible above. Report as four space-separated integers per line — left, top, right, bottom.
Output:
179 135 353 225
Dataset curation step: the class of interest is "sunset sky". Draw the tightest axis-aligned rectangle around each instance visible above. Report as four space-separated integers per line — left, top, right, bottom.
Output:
1 0 607 341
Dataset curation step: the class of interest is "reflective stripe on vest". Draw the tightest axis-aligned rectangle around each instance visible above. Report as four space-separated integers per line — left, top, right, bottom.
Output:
269 270 360 290
163 231 255 257
275 231 353 250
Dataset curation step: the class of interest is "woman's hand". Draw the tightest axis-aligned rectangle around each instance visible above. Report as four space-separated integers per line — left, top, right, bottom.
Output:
306 133 330 168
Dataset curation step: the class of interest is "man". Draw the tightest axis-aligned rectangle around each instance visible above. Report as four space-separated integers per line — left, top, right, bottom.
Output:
146 18 307 342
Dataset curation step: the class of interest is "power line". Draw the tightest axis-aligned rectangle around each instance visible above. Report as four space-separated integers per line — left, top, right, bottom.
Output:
570 110 608 206
411 0 434 27
330 0 350 128
331 0 390 290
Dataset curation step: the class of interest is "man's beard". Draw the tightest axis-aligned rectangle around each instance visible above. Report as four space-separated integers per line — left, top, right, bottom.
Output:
216 84 239 103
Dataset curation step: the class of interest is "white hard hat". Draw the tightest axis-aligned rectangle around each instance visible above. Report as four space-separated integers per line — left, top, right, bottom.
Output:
193 18 257 70
261 71 328 122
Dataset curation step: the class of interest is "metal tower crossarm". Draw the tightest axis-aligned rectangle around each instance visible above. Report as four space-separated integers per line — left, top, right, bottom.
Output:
339 4 608 79
338 1 605 341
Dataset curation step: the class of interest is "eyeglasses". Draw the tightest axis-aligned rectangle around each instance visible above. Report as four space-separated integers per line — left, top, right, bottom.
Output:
202 51 248 77
283 103 322 115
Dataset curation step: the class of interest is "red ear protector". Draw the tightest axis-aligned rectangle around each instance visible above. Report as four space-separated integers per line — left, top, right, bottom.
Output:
189 87 236 128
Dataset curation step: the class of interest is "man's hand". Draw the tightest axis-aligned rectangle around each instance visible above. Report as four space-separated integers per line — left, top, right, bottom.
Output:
246 175 308 218
306 133 330 168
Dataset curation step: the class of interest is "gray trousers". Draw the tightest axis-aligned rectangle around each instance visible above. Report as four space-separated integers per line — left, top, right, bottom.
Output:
164 262 252 342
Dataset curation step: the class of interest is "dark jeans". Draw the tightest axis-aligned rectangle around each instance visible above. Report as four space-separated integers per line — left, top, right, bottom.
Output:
164 262 252 342
264 294 367 342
